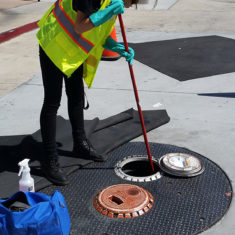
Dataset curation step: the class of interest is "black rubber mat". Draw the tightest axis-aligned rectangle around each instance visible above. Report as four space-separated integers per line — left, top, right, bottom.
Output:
198 92 235 98
129 36 235 81
0 109 170 198
39 142 232 235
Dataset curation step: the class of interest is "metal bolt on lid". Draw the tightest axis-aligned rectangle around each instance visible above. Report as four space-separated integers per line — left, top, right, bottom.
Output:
93 184 154 218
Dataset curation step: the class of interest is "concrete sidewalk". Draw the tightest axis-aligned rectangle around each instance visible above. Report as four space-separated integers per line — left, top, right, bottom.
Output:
0 0 37 10
0 0 53 97
1 0 235 97
0 0 234 234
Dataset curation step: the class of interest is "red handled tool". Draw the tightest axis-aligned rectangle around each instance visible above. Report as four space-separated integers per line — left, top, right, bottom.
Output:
118 15 155 173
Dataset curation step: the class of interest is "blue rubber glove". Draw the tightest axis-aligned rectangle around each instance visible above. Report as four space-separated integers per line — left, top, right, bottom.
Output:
103 37 135 65
89 0 124 27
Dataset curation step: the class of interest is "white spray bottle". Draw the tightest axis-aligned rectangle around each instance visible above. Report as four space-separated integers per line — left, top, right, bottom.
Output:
18 159 35 192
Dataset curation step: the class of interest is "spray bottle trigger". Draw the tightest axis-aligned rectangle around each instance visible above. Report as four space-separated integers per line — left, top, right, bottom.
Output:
18 159 30 176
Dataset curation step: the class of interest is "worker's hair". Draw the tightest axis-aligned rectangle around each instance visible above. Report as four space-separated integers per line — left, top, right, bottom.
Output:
131 0 139 9
131 0 139 4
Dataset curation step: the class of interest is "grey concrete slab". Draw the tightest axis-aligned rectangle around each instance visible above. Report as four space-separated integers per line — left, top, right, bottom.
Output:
95 59 235 95
0 0 37 11
0 31 40 98
169 72 235 93
155 0 178 10
0 81 43 135
116 30 235 45
0 2 52 32
94 59 180 90
132 0 179 10
122 4 235 33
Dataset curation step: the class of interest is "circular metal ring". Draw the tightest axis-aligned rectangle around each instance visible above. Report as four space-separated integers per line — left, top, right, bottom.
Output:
115 155 162 182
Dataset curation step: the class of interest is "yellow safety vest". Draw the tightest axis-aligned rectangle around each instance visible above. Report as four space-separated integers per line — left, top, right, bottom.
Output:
37 0 116 88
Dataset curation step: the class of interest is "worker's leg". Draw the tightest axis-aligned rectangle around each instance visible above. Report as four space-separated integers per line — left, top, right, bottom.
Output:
39 46 69 185
64 67 107 162
64 65 86 142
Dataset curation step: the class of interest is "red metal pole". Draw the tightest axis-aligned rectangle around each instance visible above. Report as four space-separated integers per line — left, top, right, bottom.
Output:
118 15 155 173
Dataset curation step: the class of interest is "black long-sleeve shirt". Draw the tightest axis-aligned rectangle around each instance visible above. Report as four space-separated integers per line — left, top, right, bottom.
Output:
73 0 101 15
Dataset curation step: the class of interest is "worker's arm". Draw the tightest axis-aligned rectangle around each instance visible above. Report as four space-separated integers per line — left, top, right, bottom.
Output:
75 11 94 35
75 0 124 35
89 0 124 27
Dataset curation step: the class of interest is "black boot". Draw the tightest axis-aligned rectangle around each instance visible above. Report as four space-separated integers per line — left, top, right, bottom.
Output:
41 156 69 186
73 138 107 162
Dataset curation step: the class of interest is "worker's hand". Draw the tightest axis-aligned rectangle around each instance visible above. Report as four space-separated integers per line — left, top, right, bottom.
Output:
103 36 135 65
89 0 124 27
111 0 125 15
122 47 135 65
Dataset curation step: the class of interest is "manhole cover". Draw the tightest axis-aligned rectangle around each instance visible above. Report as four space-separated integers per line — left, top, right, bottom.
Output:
93 184 154 218
115 155 161 182
40 142 232 234
159 152 205 177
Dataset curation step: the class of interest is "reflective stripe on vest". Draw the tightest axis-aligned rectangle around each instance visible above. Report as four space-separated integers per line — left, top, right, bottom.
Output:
53 0 94 53
37 0 115 86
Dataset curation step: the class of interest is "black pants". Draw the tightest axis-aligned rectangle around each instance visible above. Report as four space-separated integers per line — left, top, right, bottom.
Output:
39 46 85 158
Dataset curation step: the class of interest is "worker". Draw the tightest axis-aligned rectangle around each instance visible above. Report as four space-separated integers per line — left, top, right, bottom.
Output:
36 0 138 186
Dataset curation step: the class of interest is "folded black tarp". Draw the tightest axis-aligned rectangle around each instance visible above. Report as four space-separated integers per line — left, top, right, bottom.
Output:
0 108 170 198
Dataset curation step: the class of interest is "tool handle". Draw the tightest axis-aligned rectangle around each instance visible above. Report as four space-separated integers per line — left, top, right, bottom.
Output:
118 15 155 173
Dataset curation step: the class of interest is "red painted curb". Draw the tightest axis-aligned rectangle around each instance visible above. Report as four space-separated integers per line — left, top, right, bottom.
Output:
0 20 39 44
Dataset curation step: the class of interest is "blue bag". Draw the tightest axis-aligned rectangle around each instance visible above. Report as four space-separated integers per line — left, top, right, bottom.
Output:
0 190 70 235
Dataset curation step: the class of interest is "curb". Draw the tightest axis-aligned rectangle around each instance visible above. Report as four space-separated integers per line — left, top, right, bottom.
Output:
0 20 39 44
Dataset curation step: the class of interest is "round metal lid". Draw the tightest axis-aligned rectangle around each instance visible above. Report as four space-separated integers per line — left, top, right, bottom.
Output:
93 184 154 218
159 153 205 177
